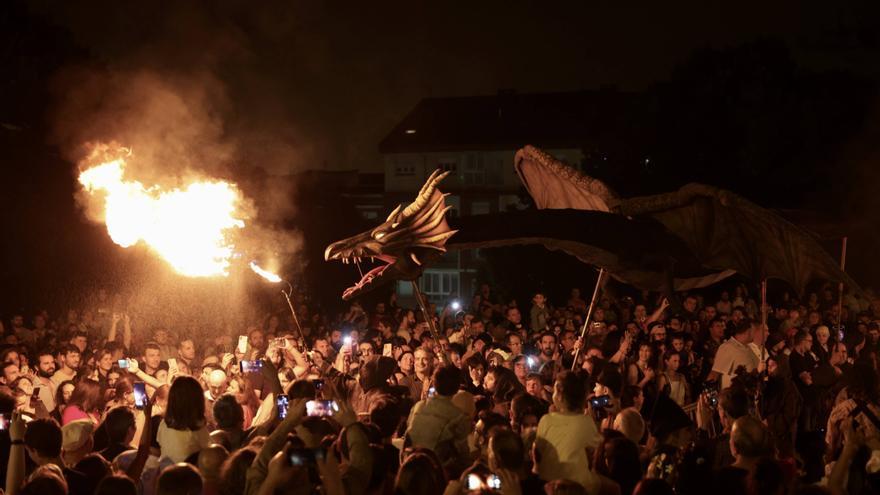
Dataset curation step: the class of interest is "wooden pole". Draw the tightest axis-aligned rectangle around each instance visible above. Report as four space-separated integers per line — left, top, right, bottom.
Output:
411 280 449 364
571 268 606 371
837 237 848 338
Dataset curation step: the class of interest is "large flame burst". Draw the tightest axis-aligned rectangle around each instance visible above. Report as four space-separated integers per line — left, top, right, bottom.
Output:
78 144 246 277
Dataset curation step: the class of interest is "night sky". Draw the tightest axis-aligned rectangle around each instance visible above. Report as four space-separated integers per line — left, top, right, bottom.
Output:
2 1 880 314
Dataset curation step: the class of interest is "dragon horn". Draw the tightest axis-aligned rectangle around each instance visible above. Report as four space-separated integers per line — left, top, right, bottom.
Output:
385 203 402 223
400 170 450 219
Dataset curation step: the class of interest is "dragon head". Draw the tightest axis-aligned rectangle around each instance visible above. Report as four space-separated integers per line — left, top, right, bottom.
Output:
324 169 457 300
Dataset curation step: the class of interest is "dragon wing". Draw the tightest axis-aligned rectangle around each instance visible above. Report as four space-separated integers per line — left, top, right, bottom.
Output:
515 145 858 296
619 184 861 297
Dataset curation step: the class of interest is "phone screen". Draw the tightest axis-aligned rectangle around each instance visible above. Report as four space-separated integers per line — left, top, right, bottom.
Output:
276 395 289 419
466 474 500 491
118 359 129 369
306 400 339 417
288 447 325 467
0 414 7 431
383 343 393 357
590 395 611 408
240 360 264 374
133 382 147 409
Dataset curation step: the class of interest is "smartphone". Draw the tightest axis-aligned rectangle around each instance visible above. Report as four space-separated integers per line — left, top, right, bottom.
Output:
237 335 249 354
32 387 41 399
428 386 436 398
288 447 325 467
527 356 537 369
306 399 339 417
466 473 501 492
706 390 719 408
589 394 612 409
133 382 147 409
838 328 845 342
0 414 7 431
276 395 289 419
118 359 129 369
451 300 461 311
382 343 393 357
343 335 352 347
240 360 264 374
167 358 178 371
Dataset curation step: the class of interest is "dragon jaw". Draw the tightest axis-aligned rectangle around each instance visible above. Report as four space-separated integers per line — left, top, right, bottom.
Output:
324 169 457 300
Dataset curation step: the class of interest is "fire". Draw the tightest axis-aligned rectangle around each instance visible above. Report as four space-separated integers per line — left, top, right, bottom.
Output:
249 261 282 283
78 144 246 277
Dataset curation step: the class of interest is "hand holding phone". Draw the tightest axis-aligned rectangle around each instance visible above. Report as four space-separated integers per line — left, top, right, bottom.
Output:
240 360 264 374
288 446 326 467
276 395 290 419
306 400 339 417
589 394 612 409
133 382 148 409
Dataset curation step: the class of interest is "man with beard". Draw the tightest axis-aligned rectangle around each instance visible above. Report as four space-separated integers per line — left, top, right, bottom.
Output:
537 331 559 366
34 351 56 411
50 345 80 395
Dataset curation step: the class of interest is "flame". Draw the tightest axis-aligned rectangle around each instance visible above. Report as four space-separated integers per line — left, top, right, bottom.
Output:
249 261 282 283
78 144 246 277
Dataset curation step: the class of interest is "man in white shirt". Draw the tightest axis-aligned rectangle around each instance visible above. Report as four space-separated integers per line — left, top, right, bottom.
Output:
709 320 759 389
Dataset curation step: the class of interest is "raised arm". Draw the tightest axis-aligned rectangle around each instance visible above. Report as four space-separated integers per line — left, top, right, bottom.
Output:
245 398 308 495
6 413 26 495
108 313 121 343
122 313 132 350
646 297 670 326
127 359 166 389
125 399 153 480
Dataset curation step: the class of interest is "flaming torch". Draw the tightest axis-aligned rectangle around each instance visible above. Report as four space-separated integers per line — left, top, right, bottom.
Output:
77 143 246 277
249 261 306 348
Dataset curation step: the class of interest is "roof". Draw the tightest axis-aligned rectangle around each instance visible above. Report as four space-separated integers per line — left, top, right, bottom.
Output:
379 89 640 154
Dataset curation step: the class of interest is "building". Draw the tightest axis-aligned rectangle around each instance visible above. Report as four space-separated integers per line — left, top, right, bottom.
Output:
378 88 635 304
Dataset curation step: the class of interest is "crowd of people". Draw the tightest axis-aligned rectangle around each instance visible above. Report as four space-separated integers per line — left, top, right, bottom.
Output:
0 279 879 495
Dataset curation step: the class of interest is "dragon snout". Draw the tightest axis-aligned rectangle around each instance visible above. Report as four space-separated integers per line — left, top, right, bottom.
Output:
324 243 337 261
324 234 381 262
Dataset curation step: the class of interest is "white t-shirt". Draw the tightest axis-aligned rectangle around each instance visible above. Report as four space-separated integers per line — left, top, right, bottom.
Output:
535 412 601 492
156 420 210 463
712 337 759 389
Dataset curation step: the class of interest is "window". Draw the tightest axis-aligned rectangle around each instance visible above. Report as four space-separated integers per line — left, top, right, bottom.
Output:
395 164 416 176
470 201 490 216
445 195 461 218
464 155 486 185
421 270 460 303
438 159 457 173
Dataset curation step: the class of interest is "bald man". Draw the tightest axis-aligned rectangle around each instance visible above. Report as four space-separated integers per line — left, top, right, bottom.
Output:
730 416 770 472
204 369 228 429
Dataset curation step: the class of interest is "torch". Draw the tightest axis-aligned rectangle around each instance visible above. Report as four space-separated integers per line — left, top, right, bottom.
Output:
249 261 306 350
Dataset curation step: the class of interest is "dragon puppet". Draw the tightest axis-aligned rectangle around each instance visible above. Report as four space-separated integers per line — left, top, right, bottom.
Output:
325 145 859 301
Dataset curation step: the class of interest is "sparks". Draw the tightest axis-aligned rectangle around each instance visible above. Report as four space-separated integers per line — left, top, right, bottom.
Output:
249 261 282 283
78 143 246 277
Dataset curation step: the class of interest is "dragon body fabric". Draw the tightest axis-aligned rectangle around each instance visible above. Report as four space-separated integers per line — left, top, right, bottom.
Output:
325 145 858 300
